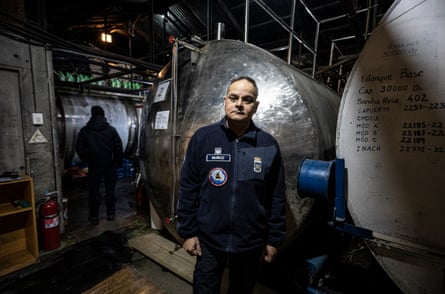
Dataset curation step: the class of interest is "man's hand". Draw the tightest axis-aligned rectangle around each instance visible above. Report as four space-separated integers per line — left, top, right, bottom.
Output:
182 237 202 256
263 245 278 263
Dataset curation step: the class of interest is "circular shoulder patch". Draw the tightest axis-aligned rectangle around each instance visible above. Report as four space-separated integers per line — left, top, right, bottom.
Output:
208 167 228 187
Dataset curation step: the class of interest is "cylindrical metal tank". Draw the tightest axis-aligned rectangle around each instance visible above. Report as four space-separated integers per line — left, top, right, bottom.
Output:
56 92 139 167
140 39 340 244
336 0 445 293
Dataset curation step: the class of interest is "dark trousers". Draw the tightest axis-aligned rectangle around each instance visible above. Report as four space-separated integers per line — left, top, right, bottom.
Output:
88 167 117 217
193 242 264 294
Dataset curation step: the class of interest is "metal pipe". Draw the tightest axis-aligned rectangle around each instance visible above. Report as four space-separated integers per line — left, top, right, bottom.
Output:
170 40 179 216
217 22 225 40
191 35 207 46
45 47 64 232
51 48 162 72
297 0 318 22
337 64 343 93
175 38 203 54
364 0 372 40
162 14 167 64
311 22 320 78
287 0 297 64
329 41 335 66
244 0 249 42
207 0 213 40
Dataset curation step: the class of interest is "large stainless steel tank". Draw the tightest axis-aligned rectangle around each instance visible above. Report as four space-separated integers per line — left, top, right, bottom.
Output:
336 0 445 292
56 92 139 167
140 39 340 244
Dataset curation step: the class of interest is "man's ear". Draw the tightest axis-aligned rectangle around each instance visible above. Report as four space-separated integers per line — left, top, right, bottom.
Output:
253 101 259 113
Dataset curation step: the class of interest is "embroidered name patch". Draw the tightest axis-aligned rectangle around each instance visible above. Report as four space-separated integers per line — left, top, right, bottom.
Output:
208 167 228 187
206 147 231 162
206 154 231 162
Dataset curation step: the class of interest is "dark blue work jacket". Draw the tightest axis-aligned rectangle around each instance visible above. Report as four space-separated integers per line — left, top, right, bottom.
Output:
177 117 286 253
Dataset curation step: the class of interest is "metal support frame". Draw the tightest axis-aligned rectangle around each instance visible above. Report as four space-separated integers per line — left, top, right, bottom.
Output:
232 0 386 77
326 2 379 67
334 158 346 222
252 0 318 77
330 158 373 239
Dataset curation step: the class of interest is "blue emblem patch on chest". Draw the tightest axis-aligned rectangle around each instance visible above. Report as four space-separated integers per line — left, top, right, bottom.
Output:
208 167 228 187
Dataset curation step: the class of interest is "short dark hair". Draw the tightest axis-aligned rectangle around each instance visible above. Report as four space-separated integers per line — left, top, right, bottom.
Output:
91 105 105 117
228 76 258 98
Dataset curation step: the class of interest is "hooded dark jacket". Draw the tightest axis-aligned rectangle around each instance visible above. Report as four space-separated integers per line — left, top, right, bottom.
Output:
176 117 286 253
75 116 123 169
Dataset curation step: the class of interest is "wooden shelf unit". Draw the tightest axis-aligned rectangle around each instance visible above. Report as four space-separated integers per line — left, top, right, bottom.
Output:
0 176 39 276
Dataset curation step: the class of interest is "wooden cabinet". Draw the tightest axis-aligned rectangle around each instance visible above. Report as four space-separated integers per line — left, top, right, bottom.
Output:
0 176 39 276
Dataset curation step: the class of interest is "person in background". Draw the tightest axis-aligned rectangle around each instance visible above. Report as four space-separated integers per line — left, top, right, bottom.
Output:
177 76 286 293
76 105 123 225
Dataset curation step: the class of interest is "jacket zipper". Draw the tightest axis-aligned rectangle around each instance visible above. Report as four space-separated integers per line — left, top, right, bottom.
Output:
228 138 239 252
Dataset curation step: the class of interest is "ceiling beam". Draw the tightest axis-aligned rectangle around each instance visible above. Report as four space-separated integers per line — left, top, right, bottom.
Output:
337 0 365 48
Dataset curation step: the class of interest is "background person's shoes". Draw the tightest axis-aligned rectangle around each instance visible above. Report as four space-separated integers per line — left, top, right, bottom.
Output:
88 216 99 225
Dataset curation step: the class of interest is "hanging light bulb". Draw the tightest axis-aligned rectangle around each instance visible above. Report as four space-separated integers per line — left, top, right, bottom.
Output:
100 32 112 43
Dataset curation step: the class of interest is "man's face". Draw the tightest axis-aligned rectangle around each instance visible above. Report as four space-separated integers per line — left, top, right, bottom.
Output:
224 79 259 123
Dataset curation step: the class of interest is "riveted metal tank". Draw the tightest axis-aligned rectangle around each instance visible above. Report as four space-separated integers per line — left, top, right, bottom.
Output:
336 0 445 292
140 39 340 244
56 91 139 167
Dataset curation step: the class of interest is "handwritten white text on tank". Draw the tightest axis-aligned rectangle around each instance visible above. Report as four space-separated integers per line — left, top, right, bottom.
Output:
357 116 379 121
356 130 378 137
358 107 390 113
400 68 424 79
379 84 408 93
357 97 380 105
360 74 393 83
356 123 370 129
382 97 400 104
359 87 373 94
356 123 379 129
356 145 381 152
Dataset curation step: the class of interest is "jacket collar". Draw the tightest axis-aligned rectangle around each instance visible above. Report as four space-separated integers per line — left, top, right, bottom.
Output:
219 117 257 141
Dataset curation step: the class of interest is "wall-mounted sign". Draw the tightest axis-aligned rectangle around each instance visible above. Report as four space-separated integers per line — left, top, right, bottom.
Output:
154 110 170 130
153 80 170 103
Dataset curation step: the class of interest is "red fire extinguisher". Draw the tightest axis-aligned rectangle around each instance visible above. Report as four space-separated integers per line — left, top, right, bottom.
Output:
39 193 61 251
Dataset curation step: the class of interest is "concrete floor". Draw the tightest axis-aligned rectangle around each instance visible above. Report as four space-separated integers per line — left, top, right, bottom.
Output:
0 175 194 293
59 175 145 246
0 174 402 293
58 176 279 293
59 175 195 293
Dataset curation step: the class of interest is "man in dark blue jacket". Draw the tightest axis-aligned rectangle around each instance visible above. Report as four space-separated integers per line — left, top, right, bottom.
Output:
177 76 286 293
76 106 123 225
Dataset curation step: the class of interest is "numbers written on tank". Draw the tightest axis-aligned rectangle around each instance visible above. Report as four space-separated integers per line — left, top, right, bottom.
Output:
402 122 444 129
399 146 444 153
400 137 425 144
404 103 445 111
401 130 445 136
406 93 427 102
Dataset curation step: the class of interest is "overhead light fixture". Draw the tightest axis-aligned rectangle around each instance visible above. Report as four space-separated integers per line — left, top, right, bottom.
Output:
100 32 112 43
